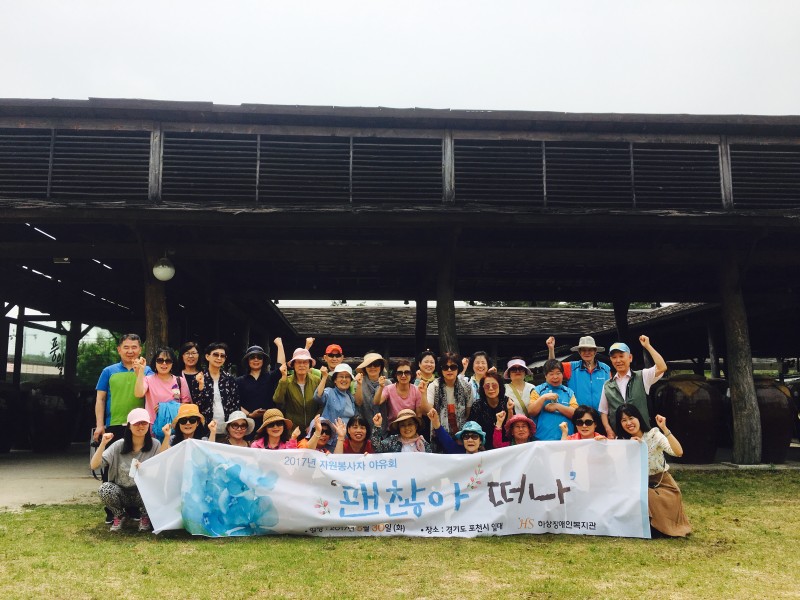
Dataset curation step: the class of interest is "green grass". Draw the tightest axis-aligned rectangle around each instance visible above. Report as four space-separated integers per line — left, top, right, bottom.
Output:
1 471 799 599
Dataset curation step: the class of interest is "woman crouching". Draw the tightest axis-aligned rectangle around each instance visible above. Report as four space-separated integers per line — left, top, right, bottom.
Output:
371 409 431 453
428 408 486 454
90 408 160 532
616 404 691 537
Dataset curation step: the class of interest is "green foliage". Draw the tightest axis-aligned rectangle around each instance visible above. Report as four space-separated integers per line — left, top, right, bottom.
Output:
76 334 119 386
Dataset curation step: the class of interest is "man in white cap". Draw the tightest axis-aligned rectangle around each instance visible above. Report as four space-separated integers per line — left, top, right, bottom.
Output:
546 335 611 411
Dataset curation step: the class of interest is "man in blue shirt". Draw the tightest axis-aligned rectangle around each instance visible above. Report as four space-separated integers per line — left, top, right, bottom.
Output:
546 335 611 411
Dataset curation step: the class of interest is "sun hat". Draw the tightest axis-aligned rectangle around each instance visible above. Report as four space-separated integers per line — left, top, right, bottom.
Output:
256 408 293 433
126 407 151 425
325 344 343 355
570 336 605 352
504 414 536 436
503 358 532 379
243 345 269 362
288 347 316 367
608 342 631 355
454 421 486 444
224 410 255 435
389 409 422 432
171 403 205 428
356 352 385 373
330 363 354 380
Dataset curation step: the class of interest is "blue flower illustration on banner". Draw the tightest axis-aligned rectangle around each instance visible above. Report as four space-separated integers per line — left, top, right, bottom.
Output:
182 444 279 536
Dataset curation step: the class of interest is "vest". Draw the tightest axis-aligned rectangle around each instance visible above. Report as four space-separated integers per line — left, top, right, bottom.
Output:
603 370 650 431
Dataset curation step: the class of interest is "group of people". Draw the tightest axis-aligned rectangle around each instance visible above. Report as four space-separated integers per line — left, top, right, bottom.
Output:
92 333 691 537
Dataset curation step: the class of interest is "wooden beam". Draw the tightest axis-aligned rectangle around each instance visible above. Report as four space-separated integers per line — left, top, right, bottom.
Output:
12 307 24 386
148 125 163 203
719 135 734 209
443 130 455 203
415 298 427 355
0 317 9 382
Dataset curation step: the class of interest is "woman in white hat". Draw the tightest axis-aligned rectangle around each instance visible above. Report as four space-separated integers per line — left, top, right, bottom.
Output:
503 357 534 416
218 411 255 447
314 363 357 423
89 408 161 532
273 347 322 432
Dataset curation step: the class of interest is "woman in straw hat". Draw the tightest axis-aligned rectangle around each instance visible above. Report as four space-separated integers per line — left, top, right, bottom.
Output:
370 409 431 453
251 408 302 450
159 403 216 450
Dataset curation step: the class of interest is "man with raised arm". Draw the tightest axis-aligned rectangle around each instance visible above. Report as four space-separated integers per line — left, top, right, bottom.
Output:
598 335 667 439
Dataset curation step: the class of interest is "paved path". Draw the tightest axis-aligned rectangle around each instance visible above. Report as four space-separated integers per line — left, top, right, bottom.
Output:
0 442 798 510
0 443 99 510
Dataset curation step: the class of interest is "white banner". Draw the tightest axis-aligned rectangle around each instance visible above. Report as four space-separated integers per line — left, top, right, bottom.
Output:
136 439 650 538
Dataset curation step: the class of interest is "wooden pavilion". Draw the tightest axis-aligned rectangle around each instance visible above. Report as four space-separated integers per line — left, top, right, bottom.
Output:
2 98 799 462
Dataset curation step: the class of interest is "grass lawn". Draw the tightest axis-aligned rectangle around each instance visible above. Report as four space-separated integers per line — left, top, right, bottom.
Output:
0 470 798 599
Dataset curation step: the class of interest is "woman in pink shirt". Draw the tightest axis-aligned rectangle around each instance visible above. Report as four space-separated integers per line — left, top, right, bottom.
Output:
134 347 191 442
374 359 429 424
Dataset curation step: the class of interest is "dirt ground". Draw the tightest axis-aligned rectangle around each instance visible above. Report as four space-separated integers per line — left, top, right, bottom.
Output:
0 443 99 509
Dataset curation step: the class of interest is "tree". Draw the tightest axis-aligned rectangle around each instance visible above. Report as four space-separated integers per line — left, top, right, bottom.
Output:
76 335 119 386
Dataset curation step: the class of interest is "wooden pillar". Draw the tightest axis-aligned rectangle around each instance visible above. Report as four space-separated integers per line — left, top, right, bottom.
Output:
415 298 428 354
707 323 721 379
436 232 459 355
12 307 24 387
143 243 169 360
612 297 630 346
719 253 761 464
63 321 82 385
0 315 9 382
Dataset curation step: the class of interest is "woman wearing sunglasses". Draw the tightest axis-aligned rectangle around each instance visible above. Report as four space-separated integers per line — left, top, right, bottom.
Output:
468 372 514 450
159 403 216 450
427 409 486 454
503 357 534 416
195 342 240 441
426 352 472 452
251 408 302 449
134 347 191 442
560 406 607 440
374 359 429 426
217 411 255 447
354 352 389 425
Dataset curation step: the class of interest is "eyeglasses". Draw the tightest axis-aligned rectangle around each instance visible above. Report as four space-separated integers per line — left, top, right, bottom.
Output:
228 422 248 430
395 370 412 377
575 419 595 427
178 417 200 426
441 364 458 371
483 383 499 390
210 352 226 359
320 429 332 436
461 432 481 441
183 351 199 356
366 361 382 369
267 422 284 428
155 358 173 365
326 353 343 358
509 367 526 373
248 354 265 361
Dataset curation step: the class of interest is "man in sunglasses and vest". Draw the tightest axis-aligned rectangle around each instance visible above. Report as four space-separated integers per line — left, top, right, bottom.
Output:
598 335 667 439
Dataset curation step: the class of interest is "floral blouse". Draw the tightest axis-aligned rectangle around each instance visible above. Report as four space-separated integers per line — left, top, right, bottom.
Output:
194 369 240 425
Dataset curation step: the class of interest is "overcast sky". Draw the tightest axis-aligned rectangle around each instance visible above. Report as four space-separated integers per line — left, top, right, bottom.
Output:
2 1 799 115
